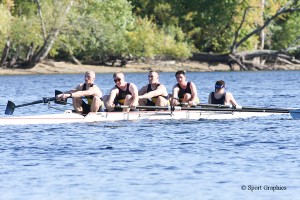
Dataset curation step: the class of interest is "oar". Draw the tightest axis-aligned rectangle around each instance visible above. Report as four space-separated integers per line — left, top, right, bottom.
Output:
183 102 295 112
290 109 300 119
116 105 174 110
5 90 66 115
180 103 231 108
117 105 290 112
116 105 300 119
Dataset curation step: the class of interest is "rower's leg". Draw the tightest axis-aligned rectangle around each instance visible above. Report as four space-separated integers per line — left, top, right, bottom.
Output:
73 97 83 113
155 96 168 106
123 94 133 112
90 96 102 112
171 97 179 106
183 93 192 104
103 95 114 112
139 98 147 106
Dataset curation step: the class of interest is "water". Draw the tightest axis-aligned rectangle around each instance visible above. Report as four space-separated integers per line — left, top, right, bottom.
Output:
0 71 300 200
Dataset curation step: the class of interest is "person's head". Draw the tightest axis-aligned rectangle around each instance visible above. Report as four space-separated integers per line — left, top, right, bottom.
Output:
148 71 159 84
215 80 225 92
85 71 96 85
175 70 186 84
113 72 125 86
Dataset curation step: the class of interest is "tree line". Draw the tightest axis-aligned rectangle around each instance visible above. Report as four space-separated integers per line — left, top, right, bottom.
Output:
1 0 300 70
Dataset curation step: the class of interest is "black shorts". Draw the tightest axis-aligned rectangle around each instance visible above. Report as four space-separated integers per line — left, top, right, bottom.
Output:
146 99 155 106
82 101 101 114
113 100 123 112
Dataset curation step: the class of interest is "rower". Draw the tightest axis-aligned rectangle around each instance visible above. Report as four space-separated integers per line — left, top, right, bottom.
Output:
103 72 139 112
171 70 199 106
56 71 103 114
138 71 169 108
208 80 239 107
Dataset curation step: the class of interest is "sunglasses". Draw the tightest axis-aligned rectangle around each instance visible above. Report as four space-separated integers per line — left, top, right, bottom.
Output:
215 85 225 89
114 78 121 83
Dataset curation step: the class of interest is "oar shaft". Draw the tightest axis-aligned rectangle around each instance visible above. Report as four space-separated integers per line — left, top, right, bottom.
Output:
186 103 290 112
15 97 56 108
239 106 289 112
117 105 290 113
15 100 44 108
181 103 231 108
116 105 173 110
180 107 290 113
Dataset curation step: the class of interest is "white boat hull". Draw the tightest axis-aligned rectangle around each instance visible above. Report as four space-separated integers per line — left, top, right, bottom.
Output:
0 110 288 125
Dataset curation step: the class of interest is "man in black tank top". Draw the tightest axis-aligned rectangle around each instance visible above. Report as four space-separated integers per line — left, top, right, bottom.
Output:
208 80 239 107
138 71 169 107
56 71 103 114
171 70 199 106
103 72 139 112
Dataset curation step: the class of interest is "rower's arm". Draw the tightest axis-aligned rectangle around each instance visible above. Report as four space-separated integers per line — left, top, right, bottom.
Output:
108 88 118 104
171 86 180 106
140 85 167 99
129 83 139 106
57 85 81 99
172 86 179 99
226 92 239 106
138 85 147 96
78 87 102 97
190 82 198 102
208 92 212 104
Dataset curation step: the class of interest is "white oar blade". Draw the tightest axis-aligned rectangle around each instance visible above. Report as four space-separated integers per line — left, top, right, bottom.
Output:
290 109 300 120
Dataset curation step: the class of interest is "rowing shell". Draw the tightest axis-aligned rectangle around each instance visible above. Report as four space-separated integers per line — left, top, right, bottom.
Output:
0 109 292 125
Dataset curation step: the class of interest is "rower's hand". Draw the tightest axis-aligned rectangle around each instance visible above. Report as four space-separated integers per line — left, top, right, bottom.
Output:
56 94 64 100
235 105 242 109
107 101 115 108
172 98 180 106
130 101 138 108
57 93 69 100
188 101 195 107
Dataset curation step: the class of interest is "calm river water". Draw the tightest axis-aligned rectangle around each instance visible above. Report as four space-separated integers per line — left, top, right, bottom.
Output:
0 71 300 200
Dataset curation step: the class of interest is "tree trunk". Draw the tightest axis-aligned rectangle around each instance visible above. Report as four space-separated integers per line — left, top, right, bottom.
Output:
26 42 34 61
0 39 10 68
7 46 21 68
259 0 265 50
35 0 47 41
22 0 75 69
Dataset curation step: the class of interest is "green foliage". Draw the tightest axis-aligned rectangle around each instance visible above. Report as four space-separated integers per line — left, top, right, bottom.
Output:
0 3 12 49
126 17 191 60
10 0 37 17
130 0 300 53
270 12 300 49
55 0 134 63
2 0 300 64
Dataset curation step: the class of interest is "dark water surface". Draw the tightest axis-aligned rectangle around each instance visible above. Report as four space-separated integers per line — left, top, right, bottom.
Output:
0 71 299 200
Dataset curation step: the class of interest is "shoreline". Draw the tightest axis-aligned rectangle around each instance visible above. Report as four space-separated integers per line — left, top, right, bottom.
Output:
1 61 300 75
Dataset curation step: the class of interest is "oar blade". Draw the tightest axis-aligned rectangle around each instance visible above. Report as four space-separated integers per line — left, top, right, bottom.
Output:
290 109 300 120
5 101 16 115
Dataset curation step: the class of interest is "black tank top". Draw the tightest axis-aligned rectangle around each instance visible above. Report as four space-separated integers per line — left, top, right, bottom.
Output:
146 84 159 93
210 92 226 105
115 83 131 104
177 82 191 99
82 83 94 105
146 84 168 103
